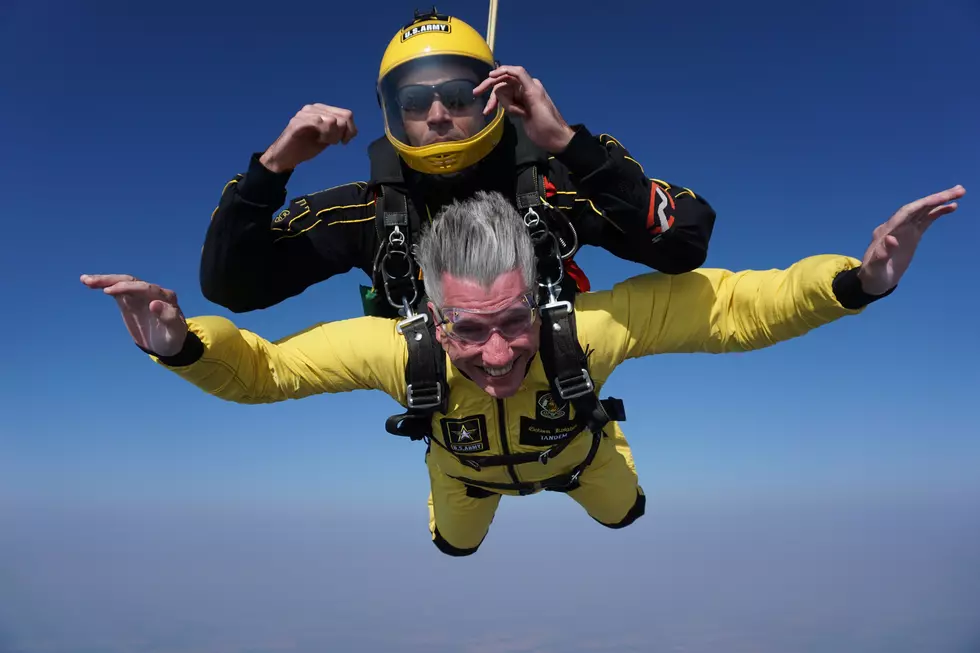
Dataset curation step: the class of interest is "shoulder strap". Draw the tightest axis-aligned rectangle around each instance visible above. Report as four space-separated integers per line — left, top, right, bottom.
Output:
384 309 448 440
537 297 624 437
371 183 425 314
517 159 579 269
366 134 426 315
516 162 545 213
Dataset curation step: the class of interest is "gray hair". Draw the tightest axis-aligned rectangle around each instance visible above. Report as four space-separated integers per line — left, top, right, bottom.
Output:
414 190 536 308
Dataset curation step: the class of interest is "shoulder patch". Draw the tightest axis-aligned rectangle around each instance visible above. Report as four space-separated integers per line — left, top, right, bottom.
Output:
646 184 676 237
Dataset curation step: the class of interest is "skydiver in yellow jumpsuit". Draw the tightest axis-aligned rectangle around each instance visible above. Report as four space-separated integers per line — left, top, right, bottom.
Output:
81 184 964 556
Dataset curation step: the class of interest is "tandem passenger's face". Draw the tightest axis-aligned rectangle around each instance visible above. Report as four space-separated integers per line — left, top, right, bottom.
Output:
431 269 540 399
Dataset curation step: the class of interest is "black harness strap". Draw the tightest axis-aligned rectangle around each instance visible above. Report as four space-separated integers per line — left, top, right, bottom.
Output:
516 163 579 263
373 185 426 313
384 307 448 440
515 164 543 213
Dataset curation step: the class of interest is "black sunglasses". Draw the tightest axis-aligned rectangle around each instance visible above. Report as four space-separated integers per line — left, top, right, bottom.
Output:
395 79 481 114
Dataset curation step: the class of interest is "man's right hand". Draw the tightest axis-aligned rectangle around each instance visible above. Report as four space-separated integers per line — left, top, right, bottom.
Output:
259 104 358 173
80 274 189 357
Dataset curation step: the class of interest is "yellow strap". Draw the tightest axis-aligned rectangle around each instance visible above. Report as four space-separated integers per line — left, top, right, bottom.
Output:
486 0 499 52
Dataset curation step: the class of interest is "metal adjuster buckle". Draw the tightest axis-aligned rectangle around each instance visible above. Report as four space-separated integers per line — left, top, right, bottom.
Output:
396 310 428 335
555 369 594 400
406 381 442 409
539 270 570 320
381 250 419 309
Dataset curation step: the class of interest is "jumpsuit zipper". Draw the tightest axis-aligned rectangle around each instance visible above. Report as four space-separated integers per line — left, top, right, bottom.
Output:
496 398 520 484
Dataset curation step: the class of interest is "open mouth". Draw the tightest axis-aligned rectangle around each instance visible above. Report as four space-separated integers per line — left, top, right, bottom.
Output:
479 360 515 378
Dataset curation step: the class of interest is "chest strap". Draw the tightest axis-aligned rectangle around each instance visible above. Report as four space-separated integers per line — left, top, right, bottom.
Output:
447 421 604 496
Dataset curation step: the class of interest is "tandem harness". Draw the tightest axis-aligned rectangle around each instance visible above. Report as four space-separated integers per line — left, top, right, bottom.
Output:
370 157 626 495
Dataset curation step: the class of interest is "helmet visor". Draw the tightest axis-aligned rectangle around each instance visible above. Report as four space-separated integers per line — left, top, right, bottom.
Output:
379 54 496 149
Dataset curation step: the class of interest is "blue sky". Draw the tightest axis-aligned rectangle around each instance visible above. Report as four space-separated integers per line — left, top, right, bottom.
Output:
1 0 978 650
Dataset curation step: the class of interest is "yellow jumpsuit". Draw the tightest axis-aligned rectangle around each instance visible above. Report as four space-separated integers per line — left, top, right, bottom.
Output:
148 255 866 555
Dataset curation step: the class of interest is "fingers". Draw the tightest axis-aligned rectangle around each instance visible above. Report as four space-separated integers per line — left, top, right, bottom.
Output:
482 83 500 114
925 202 959 222
295 104 358 145
101 279 177 303
81 274 177 305
901 185 966 220
483 80 512 116
480 75 529 117
472 75 496 97
80 273 138 289
81 274 180 307
485 65 536 90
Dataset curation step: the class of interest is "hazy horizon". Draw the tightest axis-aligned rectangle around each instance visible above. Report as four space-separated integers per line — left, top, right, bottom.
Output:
3 490 978 653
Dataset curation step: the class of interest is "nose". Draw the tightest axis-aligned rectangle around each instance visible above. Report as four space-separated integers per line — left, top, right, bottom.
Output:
480 331 514 367
426 99 452 124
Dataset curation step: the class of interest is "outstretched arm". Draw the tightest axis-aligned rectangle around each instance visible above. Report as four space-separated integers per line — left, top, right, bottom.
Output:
583 185 966 362
80 274 408 404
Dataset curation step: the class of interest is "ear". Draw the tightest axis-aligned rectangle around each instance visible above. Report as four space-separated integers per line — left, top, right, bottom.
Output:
428 301 447 345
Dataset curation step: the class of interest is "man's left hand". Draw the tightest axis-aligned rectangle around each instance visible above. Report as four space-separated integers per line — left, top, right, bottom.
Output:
473 65 575 154
858 185 966 295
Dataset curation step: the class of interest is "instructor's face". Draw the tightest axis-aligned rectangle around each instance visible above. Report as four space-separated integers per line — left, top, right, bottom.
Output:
397 63 486 147
432 269 540 399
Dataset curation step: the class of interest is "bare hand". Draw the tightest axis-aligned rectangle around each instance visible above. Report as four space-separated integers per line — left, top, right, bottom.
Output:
259 104 358 173
80 274 188 357
858 185 966 295
473 65 575 154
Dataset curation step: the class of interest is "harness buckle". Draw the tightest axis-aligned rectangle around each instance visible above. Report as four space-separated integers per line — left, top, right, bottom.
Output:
396 310 428 335
380 250 419 309
540 299 572 320
523 206 541 229
538 448 553 465
406 380 443 410
538 270 571 318
555 368 595 400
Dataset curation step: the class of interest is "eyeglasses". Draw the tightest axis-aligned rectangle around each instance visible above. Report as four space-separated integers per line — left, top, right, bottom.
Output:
435 293 538 344
395 79 481 115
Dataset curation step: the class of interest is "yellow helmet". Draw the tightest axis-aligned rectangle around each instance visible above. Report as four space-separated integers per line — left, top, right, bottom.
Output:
377 9 504 175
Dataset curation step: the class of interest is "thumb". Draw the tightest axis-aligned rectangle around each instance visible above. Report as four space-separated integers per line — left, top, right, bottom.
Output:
881 234 900 256
145 300 188 356
149 299 182 324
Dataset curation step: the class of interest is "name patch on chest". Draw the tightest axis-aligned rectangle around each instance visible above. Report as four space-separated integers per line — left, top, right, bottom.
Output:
519 391 581 447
